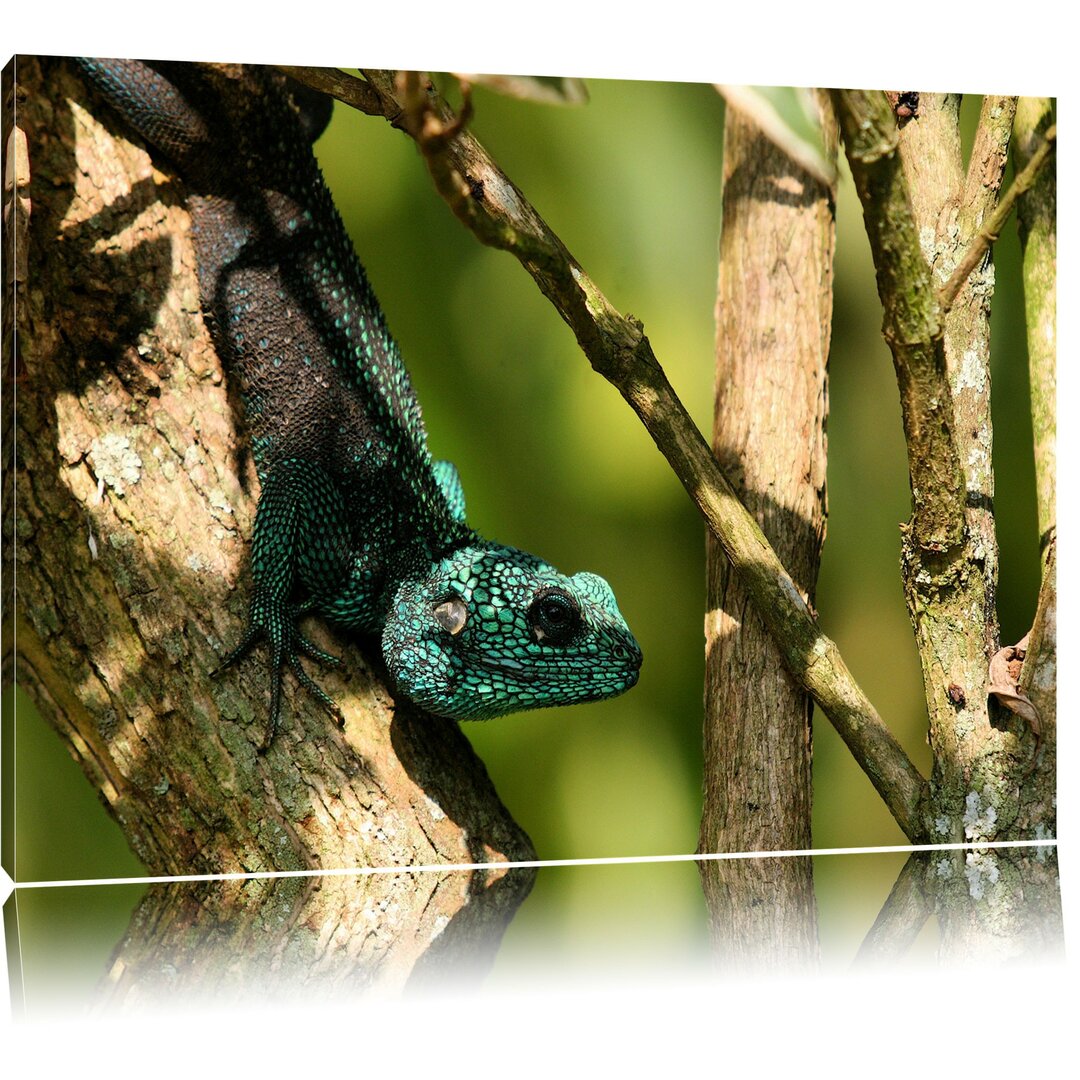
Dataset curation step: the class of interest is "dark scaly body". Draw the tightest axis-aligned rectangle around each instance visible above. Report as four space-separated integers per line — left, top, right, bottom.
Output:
78 60 641 739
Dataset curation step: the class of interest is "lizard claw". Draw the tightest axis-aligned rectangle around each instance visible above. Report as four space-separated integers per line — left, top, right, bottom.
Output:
213 596 345 745
294 631 342 668
210 623 262 677
289 652 346 728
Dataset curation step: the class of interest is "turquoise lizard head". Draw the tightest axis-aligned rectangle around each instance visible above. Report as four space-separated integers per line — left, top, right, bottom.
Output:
383 542 642 720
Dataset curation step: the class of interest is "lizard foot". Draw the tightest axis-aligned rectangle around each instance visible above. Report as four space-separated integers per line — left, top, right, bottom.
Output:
211 600 344 747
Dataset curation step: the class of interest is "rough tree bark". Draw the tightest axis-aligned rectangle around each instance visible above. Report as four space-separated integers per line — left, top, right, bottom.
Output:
5 57 534 987
699 95 835 969
837 91 1060 964
833 91 1054 844
339 75 1059 966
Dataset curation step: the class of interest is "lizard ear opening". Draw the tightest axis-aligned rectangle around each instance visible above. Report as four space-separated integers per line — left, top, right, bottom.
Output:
433 598 468 635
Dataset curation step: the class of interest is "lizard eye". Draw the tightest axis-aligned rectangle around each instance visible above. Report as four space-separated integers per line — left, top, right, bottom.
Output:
529 588 582 646
433 598 468 635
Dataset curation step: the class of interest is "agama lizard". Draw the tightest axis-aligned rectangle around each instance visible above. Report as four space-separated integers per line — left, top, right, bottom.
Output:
76 59 642 743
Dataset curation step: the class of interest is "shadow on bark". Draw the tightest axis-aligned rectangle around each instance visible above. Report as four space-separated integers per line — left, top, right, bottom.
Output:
6 56 534 905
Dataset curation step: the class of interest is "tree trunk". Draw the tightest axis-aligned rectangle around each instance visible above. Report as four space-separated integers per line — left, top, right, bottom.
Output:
90 868 534 1006
699 95 835 969
5 56 534 972
833 91 1054 843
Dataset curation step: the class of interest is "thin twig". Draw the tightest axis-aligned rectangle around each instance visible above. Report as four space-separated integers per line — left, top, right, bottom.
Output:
357 69 930 841
961 95 1016 226
939 123 1056 313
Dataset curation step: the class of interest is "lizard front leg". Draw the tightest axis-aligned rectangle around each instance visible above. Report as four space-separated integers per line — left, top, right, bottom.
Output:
215 458 352 746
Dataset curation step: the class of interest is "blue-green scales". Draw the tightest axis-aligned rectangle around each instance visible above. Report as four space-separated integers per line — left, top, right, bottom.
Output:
79 59 642 740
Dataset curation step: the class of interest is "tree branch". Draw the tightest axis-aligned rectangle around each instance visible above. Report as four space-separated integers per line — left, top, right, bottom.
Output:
698 97 834 956
320 69 930 842
962 95 1016 221
940 117 1055 314
830 89 966 555
275 65 385 116
1013 99 1056 555
701 98 833 861
833 88 1047 836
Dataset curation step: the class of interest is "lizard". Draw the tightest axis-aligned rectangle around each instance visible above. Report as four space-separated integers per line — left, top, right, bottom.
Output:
75 59 642 745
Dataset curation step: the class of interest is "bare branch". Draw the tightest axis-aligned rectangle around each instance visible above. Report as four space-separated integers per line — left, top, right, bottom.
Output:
356 70 929 841
962 95 1016 220
702 98 833 860
275 65 385 116
855 853 933 964
1013 98 1057 554
834 88 1046 830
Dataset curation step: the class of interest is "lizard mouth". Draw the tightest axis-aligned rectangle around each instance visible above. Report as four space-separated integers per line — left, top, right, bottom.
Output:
470 643 641 684
469 654 548 683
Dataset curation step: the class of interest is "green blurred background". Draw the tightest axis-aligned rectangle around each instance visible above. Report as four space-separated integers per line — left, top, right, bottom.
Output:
7 78 1040 962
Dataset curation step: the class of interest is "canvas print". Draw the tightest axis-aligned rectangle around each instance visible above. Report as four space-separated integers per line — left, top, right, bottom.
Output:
1 53 1059 1003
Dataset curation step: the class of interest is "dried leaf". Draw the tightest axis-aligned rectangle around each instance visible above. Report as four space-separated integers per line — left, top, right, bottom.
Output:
988 633 1041 732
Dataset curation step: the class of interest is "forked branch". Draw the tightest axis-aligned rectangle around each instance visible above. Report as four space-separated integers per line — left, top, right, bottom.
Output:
940 122 1056 313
